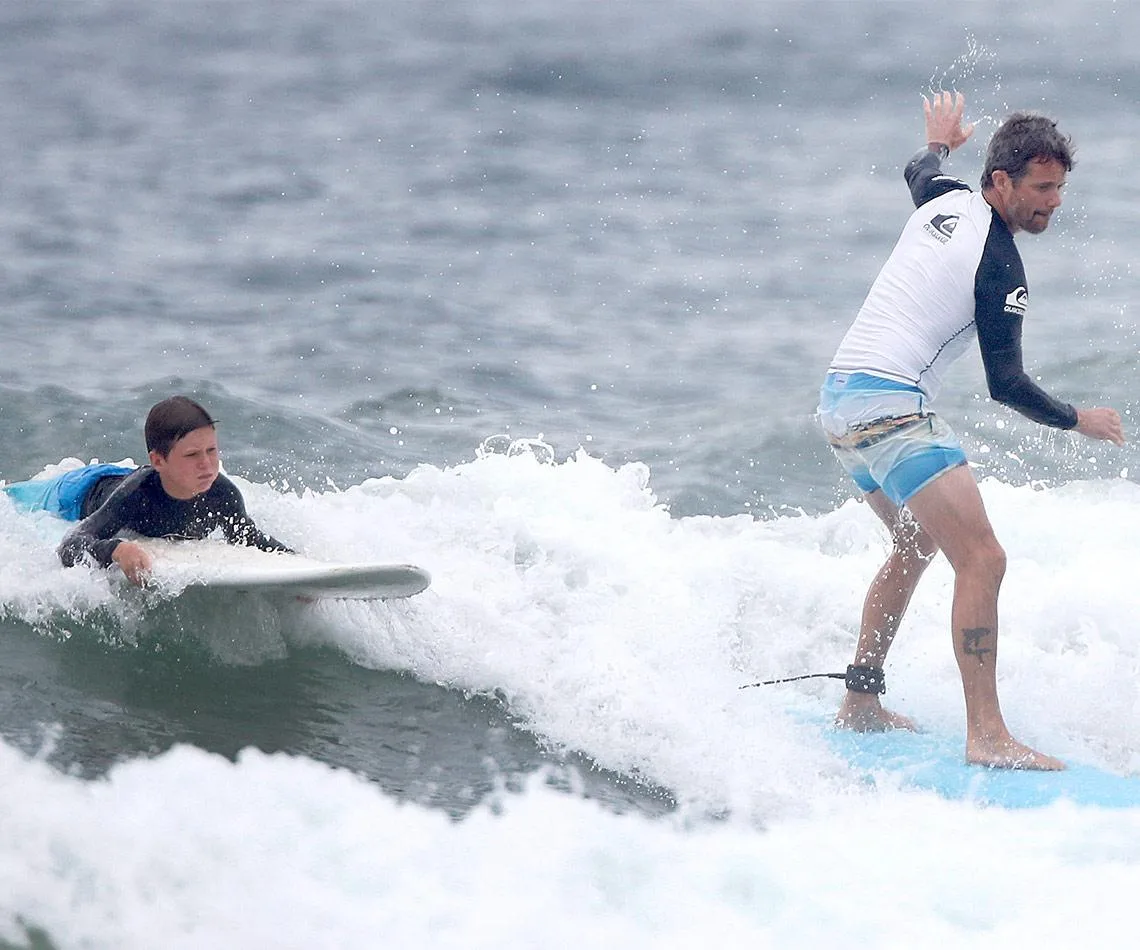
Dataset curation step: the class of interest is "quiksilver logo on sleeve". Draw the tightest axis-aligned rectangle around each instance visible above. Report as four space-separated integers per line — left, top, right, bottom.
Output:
1003 286 1028 316
923 214 959 243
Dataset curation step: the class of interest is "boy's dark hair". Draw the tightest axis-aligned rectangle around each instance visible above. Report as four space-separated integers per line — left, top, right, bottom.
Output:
981 112 1075 189
145 396 216 457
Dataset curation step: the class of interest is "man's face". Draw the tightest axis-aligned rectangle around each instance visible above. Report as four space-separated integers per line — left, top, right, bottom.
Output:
995 157 1067 234
150 425 220 500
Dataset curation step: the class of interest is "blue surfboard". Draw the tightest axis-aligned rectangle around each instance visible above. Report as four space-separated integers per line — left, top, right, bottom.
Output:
825 722 1140 809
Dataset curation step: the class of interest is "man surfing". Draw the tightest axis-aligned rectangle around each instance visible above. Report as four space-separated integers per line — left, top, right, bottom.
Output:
818 93 1124 770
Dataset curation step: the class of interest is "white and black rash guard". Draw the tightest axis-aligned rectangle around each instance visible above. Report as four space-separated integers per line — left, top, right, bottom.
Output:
828 147 1078 429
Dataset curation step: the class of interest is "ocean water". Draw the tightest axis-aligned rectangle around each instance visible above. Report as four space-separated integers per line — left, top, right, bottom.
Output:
3 0 1140 946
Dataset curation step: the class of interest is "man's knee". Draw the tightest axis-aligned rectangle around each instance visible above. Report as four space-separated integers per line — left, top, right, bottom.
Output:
981 539 1006 579
953 536 1006 581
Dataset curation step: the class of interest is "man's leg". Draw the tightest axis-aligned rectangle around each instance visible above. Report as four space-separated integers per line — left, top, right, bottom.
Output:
836 488 939 731
905 464 1063 770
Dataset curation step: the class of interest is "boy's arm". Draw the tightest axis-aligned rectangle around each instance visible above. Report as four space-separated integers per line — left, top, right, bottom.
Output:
215 476 294 553
58 470 155 581
58 497 129 568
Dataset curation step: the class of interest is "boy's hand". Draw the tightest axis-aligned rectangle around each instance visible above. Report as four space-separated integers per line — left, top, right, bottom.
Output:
112 540 154 585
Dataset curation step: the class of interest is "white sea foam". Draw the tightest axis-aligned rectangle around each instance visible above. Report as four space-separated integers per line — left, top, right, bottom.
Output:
1 451 1139 944
1 736 1138 949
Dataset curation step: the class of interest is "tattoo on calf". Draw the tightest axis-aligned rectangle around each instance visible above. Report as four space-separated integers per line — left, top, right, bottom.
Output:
962 627 994 664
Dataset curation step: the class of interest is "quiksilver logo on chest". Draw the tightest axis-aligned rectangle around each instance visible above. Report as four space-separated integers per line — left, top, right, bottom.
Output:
923 213 959 244
1004 286 1028 316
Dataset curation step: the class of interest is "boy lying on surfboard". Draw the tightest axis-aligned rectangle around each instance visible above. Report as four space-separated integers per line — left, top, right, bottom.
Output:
2 395 292 585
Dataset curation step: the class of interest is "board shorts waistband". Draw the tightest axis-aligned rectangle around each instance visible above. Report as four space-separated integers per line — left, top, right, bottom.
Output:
825 412 932 450
818 374 965 506
818 372 929 437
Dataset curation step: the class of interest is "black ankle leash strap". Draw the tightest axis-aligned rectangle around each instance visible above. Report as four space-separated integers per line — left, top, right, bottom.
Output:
738 665 886 694
843 664 886 694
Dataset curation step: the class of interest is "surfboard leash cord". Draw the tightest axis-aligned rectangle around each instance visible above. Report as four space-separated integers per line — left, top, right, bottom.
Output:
738 671 845 689
739 664 886 694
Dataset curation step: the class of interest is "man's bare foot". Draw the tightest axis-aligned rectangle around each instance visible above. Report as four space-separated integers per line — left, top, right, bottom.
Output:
835 693 918 732
966 736 1065 771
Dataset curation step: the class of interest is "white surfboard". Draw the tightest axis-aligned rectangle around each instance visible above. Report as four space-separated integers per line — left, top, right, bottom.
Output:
132 538 431 601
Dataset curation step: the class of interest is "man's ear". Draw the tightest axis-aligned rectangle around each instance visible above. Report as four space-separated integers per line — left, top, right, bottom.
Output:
148 449 166 469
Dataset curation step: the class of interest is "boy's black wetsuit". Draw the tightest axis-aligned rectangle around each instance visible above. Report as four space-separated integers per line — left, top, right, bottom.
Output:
58 466 291 568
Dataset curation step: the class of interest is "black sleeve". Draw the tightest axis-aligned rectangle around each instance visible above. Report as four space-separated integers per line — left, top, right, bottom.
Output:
57 468 149 568
904 147 972 208
214 476 294 553
974 226 1079 429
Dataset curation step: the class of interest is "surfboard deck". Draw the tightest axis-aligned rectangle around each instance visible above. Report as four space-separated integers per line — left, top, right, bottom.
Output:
133 539 431 601
824 718 1140 809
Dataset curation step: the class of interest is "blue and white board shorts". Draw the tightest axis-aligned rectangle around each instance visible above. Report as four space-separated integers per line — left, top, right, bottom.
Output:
1 463 135 521
818 372 967 507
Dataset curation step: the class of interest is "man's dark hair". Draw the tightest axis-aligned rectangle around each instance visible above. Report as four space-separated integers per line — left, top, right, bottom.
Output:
145 395 216 457
981 112 1075 189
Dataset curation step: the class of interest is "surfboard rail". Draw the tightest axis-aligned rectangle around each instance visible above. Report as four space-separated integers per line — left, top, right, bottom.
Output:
132 538 432 601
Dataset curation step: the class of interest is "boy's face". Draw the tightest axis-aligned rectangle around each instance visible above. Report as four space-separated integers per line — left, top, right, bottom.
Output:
150 425 220 500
